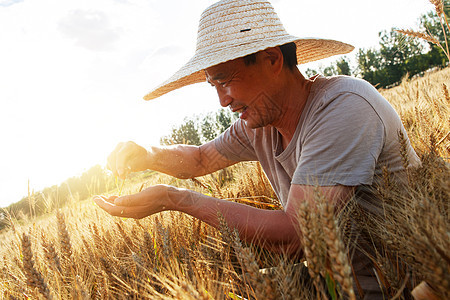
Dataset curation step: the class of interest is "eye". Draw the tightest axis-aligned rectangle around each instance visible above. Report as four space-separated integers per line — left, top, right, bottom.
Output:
218 80 230 87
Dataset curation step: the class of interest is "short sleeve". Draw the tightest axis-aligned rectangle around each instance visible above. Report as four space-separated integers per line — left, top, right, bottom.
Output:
214 119 258 162
292 92 385 186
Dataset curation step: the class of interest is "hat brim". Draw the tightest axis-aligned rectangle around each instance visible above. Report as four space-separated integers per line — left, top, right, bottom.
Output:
143 37 354 101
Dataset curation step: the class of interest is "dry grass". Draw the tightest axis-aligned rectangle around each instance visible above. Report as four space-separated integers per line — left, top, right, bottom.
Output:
1 70 449 299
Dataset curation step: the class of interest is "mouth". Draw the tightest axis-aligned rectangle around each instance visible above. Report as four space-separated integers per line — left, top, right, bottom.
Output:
232 106 248 116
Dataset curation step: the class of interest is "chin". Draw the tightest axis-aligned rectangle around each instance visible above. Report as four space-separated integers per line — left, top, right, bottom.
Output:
243 118 267 129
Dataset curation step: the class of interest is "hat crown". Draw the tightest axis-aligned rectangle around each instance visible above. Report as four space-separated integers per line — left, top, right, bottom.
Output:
196 0 288 55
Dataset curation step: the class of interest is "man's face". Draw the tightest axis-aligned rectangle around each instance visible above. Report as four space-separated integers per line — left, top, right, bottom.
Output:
205 54 281 129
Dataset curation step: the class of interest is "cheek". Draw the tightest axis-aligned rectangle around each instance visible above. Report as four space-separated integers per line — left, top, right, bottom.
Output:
230 85 257 101
224 86 240 99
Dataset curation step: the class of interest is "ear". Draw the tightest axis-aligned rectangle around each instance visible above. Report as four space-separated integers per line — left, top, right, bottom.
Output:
262 47 284 75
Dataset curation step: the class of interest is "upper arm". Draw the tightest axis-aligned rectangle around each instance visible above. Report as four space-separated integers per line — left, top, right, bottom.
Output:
285 184 355 218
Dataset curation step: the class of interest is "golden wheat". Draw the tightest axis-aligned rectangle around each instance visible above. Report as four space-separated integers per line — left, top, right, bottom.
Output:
21 232 53 299
0 66 449 299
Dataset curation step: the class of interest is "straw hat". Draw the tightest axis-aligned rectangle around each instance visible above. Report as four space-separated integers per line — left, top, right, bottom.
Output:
144 0 354 101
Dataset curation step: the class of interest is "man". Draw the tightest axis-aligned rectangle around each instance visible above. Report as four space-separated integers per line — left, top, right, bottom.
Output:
94 0 420 299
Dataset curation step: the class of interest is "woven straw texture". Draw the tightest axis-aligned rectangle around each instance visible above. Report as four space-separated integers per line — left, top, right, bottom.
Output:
144 0 354 100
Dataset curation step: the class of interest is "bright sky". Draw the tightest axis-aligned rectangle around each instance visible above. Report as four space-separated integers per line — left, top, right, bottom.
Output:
0 0 434 207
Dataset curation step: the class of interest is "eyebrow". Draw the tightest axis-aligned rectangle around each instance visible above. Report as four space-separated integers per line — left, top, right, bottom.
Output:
206 72 226 84
212 73 226 81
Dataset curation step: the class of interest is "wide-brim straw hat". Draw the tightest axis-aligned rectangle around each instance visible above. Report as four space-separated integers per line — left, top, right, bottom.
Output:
144 0 354 101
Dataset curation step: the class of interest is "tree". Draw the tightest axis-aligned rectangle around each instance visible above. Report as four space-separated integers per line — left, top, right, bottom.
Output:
380 29 423 83
336 57 351 76
303 56 351 78
356 26 443 87
323 65 337 76
200 115 217 143
216 109 236 134
355 3 449 88
160 109 237 146
161 118 202 145
304 68 318 78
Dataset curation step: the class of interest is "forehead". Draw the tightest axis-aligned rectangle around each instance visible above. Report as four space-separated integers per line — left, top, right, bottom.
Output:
205 57 245 81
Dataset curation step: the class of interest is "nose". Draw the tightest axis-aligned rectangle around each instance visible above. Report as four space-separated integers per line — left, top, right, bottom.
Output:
217 88 232 108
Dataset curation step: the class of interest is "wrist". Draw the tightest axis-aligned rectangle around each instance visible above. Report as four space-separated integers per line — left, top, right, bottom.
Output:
145 146 157 170
166 186 197 211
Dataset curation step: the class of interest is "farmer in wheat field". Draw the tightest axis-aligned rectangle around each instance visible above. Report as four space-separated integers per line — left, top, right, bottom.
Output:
94 0 421 299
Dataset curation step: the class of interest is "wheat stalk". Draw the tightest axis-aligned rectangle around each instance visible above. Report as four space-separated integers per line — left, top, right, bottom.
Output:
429 0 450 60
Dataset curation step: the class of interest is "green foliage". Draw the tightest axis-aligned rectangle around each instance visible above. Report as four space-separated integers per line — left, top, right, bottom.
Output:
421 11 448 44
160 118 202 145
161 108 237 145
419 3 450 61
304 56 352 78
216 109 235 134
356 29 428 87
335 58 351 76
200 115 217 142
356 7 449 88
308 7 449 88
304 68 317 78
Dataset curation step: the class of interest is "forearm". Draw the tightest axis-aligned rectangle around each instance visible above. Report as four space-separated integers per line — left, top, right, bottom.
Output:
146 145 203 179
167 187 302 254
146 142 237 179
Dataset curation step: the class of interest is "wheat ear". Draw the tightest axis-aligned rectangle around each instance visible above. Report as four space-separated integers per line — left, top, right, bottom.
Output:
73 275 90 300
21 232 52 299
396 29 439 44
319 200 356 300
56 210 73 263
116 219 134 252
297 201 328 300
41 232 62 274
231 230 269 299
429 0 444 16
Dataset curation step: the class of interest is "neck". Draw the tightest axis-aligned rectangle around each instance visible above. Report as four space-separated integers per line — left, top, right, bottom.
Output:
271 68 313 148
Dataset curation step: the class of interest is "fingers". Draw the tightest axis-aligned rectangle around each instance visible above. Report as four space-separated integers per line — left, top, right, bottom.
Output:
105 195 118 204
106 141 147 178
93 195 147 219
93 186 169 220
107 142 124 177
93 195 118 204
114 194 139 207
93 196 122 216
113 185 168 207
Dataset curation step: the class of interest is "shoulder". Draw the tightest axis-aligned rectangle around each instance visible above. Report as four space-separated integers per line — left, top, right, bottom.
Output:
311 75 379 100
308 75 397 120
218 118 273 149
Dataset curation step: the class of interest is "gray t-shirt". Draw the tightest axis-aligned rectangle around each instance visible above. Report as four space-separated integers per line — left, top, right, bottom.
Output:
214 75 420 208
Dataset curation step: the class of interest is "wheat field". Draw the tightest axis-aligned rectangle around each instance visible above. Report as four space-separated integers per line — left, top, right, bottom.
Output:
0 67 449 299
